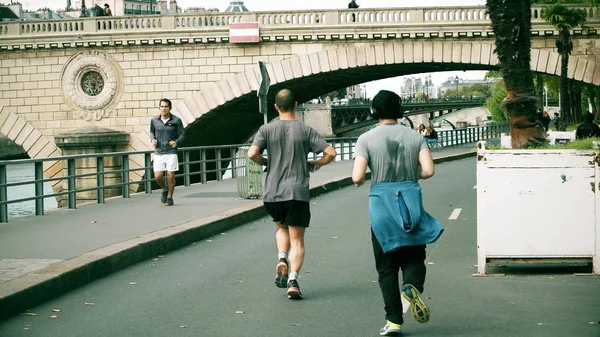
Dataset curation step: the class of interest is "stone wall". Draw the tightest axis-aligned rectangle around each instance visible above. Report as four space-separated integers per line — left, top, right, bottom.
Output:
296 103 334 137
0 43 309 141
0 38 600 147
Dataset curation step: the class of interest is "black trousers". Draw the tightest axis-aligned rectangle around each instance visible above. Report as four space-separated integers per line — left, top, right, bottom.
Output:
371 230 426 325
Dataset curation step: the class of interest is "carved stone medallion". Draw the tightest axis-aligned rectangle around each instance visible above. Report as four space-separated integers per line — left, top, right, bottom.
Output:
60 51 124 121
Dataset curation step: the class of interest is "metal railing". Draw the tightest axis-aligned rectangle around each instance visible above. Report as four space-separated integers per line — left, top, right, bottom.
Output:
438 123 509 147
0 127 503 222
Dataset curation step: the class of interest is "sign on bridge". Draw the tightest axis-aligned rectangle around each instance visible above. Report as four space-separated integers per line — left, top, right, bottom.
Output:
229 22 260 43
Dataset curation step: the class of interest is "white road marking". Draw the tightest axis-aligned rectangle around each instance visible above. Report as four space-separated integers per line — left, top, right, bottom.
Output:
449 208 462 220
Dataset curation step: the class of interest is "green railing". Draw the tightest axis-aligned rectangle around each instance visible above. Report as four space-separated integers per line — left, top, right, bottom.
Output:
0 125 506 223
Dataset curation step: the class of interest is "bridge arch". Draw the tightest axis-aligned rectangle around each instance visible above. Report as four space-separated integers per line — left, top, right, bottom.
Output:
172 41 600 148
0 107 65 196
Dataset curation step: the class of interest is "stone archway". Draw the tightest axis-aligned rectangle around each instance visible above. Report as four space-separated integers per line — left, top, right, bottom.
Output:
170 41 600 148
0 106 65 198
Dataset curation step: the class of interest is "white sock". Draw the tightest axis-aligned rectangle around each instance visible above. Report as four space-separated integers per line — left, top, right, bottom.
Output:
289 272 298 281
278 251 288 260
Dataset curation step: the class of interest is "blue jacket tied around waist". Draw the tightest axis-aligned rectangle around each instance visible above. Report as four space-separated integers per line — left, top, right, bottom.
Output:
369 182 444 254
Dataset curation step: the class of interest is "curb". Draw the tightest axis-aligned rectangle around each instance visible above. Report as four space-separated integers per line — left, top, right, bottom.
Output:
0 150 475 320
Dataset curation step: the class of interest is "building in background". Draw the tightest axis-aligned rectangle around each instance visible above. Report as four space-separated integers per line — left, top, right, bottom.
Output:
224 1 248 12
347 84 366 100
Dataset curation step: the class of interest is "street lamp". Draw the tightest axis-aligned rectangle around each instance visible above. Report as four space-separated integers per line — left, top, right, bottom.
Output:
544 86 548 111
455 75 459 99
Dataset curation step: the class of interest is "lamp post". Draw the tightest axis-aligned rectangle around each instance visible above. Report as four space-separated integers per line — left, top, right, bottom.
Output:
544 86 548 112
455 75 459 99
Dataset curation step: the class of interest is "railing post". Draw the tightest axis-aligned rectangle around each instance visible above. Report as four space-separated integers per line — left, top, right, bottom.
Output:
144 153 152 193
216 148 222 181
96 156 105 204
231 147 238 179
200 149 207 184
34 161 44 215
67 158 76 209
0 164 7 223
122 154 130 198
340 139 346 161
183 150 190 187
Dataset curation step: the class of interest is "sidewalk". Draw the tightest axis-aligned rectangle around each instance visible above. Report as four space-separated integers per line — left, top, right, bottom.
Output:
0 145 476 319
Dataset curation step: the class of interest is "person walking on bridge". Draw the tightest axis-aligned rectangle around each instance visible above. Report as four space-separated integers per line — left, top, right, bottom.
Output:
150 98 185 206
248 89 337 300
351 90 443 336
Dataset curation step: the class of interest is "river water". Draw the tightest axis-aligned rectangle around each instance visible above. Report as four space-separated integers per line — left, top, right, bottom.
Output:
6 163 58 218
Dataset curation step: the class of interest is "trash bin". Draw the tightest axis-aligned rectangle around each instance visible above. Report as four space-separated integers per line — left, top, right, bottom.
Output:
236 146 263 199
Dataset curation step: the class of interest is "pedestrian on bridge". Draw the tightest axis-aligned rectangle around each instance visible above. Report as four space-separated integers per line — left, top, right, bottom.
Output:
351 90 443 336
248 89 337 300
348 0 359 22
150 98 185 206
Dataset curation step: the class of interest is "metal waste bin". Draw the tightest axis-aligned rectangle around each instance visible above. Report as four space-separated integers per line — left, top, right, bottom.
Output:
236 146 263 199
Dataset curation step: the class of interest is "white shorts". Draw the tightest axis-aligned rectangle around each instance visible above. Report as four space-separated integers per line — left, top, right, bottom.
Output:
153 154 179 172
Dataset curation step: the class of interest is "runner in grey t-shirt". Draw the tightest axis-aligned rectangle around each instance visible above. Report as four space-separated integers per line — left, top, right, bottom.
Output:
248 89 337 300
352 90 435 336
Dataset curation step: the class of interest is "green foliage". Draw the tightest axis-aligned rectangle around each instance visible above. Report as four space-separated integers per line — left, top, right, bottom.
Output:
541 5 587 31
416 92 427 99
489 138 599 150
319 88 347 101
484 70 502 79
441 83 492 98
485 81 508 122
533 0 596 6
539 75 560 98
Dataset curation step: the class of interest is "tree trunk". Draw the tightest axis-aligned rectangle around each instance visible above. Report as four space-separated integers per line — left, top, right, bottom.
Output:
558 29 571 128
589 85 598 120
486 0 546 148
536 73 544 111
574 81 582 123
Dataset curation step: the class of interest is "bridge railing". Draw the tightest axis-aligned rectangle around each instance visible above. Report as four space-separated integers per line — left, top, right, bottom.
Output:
438 123 509 147
0 5 597 38
0 124 507 223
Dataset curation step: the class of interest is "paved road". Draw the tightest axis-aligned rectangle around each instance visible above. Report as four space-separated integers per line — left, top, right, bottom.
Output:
1 158 599 337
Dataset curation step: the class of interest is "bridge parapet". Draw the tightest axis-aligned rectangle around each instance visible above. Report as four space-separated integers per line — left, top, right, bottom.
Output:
0 4 597 43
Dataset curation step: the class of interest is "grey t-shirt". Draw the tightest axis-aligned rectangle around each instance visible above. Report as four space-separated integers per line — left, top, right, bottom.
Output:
252 120 329 202
354 123 428 184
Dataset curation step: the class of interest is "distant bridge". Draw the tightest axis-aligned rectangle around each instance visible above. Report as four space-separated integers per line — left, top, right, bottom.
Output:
331 98 487 134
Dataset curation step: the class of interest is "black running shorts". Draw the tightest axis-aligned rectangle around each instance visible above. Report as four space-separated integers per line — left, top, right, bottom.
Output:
263 200 311 228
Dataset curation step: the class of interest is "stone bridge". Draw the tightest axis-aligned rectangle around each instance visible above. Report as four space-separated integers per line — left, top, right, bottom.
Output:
1 4 600 194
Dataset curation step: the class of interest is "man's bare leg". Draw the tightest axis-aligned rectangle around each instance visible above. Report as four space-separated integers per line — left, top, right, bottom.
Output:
288 225 305 274
287 225 305 299
274 222 290 288
166 171 176 198
154 171 166 189
154 171 168 203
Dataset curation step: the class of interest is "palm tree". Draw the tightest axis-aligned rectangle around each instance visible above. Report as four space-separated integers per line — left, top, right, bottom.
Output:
486 0 546 148
542 5 587 128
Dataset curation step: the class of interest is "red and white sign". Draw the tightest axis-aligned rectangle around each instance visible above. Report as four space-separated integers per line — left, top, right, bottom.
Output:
229 22 259 43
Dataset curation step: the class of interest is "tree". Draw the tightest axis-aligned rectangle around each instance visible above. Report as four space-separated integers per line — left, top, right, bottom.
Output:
486 0 546 148
485 80 509 122
319 88 347 101
541 4 587 126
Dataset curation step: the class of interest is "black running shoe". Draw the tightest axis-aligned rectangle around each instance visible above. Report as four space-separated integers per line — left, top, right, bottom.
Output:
287 279 303 300
161 190 168 203
274 258 289 288
165 197 174 206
